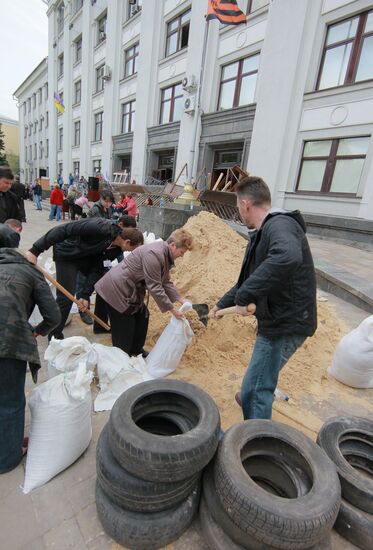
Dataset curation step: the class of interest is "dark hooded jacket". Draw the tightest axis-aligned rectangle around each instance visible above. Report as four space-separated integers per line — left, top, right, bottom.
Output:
217 210 317 338
0 189 21 223
0 249 61 379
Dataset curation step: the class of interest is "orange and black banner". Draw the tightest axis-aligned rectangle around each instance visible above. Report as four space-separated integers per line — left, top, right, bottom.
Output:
206 0 247 26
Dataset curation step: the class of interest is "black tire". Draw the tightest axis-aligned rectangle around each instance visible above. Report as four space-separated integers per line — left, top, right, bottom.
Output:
95 480 200 550
96 423 200 513
214 421 341 549
109 379 220 482
199 494 244 550
317 416 373 514
334 498 373 550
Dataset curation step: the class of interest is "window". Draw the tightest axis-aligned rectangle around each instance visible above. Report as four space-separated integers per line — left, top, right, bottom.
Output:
23 103 26 115
128 0 142 19
247 0 269 13
38 88 42 104
57 2 64 34
34 143 37 160
75 35 82 63
40 141 43 159
94 111 103 141
121 100 136 133
296 136 370 195
46 139 49 158
46 111 49 128
29 145 32 160
165 10 191 57
25 147 27 161
24 126 27 138
218 54 260 110
93 159 102 174
124 43 139 78
45 83 49 100
97 12 107 45
58 53 64 77
34 121 38 134
58 163 63 176
32 94 36 109
28 98 31 112
317 10 373 90
96 64 105 92
74 80 81 104
58 126 63 151
74 120 81 146
40 116 43 131
160 82 183 124
29 124 32 136
73 161 80 177
74 0 83 13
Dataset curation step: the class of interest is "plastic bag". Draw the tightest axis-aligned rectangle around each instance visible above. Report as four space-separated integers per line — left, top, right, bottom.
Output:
94 346 153 411
45 336 96 378
23 363 93 493
328 315 373 388
145 302 194 377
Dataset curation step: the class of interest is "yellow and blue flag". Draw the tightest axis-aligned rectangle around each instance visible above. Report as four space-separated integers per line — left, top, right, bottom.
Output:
54 92 65 113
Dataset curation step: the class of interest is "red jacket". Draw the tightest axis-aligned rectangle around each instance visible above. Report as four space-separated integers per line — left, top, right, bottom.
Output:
124 197 137 217
50 188 64 206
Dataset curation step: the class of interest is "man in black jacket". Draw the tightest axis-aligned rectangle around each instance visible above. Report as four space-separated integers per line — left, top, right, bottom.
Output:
210 176 317 420
0 166 21 223
25 218 143 340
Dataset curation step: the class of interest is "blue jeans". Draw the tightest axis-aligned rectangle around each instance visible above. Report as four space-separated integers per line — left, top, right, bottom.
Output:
241 333 306 420
49 204 61 221
34 194 42 210
0 358 27 473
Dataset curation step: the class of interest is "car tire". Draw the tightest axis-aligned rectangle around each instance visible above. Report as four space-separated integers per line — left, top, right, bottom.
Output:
95 480 200 550
214 421 340 549
109 379 220 482
317 416 373 514
96 423 200 513
334 497 373 550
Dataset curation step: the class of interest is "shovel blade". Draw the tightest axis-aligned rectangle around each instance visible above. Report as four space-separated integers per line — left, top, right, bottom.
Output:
192 304 209 327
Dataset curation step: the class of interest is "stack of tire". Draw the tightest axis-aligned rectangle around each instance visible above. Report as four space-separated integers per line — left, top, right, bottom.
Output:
317 416 373 550
200 420 341 550
95 378 221 550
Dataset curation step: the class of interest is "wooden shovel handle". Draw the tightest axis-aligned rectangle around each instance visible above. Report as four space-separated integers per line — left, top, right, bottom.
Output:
27 258 111 331
215 304 256 317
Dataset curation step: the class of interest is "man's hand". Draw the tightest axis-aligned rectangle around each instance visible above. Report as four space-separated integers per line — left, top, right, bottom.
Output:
77 298 89 312
171 308 185 320
236 304 256 316
208 305 221 319
25 251 38 264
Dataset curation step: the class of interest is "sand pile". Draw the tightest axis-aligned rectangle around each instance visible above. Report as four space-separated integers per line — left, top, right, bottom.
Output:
145 212 370 433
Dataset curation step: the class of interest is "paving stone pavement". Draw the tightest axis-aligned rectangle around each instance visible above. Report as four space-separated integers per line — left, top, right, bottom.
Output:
0 201 360 549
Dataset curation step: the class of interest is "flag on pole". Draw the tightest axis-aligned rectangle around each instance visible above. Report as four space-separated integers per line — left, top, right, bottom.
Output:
206 0 247 25
54 92 65 113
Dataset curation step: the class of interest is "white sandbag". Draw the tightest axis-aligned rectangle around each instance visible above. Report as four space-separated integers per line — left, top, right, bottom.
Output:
328 315 373 388
93 345 152 411
45 336 95 378
145 302 194 377
23 363 93 493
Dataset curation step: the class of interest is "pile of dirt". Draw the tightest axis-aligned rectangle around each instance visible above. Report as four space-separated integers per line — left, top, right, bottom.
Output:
145 212 359 432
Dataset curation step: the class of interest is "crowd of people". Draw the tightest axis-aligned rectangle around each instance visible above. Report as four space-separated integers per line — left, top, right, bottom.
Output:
0 164 317 480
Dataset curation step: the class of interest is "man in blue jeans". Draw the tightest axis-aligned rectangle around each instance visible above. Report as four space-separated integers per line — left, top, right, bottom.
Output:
209 176 317 419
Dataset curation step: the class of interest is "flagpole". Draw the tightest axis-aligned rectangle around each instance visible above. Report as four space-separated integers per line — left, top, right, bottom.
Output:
189 17 210 186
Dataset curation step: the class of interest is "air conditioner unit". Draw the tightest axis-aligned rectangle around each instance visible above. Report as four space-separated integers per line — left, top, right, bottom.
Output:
182 75 197 92
102 65 112 81
184 96 196 115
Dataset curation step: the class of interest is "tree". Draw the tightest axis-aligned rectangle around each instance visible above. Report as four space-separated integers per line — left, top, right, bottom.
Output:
6 153 19 174
0 124 7 165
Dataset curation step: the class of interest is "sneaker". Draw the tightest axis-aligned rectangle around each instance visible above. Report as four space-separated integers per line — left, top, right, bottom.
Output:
80 311 93 325
235 391 242 407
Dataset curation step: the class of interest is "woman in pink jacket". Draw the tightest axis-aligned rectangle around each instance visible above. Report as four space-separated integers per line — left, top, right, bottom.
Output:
94 229 193 356
122 193 137 218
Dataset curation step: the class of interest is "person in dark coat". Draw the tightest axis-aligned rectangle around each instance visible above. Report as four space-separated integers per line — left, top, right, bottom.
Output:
25 218 144 340
209 176 317 420
0 224 61 474
87 190 114 219
0 166 21 223
11 176 27 222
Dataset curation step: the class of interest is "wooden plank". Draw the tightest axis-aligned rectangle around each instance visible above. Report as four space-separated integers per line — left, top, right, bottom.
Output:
212 172 224 191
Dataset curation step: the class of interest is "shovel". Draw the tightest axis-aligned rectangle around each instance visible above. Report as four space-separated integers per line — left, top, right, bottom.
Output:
191 304 209 327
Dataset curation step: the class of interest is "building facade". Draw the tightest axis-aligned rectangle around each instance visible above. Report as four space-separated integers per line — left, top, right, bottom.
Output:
14 0 373 220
